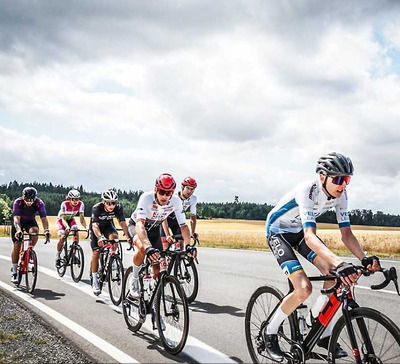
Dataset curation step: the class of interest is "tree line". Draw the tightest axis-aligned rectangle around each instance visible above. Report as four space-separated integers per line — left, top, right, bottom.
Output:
1 181 400 227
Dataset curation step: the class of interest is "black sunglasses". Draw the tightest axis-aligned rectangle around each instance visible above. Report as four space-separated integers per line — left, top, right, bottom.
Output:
105 201 117 206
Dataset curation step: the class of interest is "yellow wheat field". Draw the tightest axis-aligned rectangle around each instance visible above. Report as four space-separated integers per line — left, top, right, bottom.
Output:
2 217 400 257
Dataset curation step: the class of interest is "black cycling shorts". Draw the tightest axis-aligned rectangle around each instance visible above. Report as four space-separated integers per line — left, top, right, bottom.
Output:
11 220 39 243
128 221 163 251
90 225 118 251
267 231 320 278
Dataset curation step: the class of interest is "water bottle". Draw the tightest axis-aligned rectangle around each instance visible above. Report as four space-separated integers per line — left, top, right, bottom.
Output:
142 273 151 300
297 304 308 336
306 295 330 327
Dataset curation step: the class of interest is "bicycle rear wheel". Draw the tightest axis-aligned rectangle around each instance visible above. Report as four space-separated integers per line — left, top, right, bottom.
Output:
57 242 68 277
25 249 38 294
173 255 199 303
122 266 143 332
108 255 124 305
245 285 296 364
155 275 189 355
70 245 84 282
330 307 400 363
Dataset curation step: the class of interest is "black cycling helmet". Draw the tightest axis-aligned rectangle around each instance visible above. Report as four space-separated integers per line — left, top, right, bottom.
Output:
22 186 37 200
316 152 354 176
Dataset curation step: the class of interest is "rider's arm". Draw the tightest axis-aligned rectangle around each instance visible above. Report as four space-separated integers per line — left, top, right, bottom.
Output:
180 224 191 247
13 215 22 233
162 219 171 238
136 219 152 249
118 219 130 240
340 226 365 260
92 222 102 238
190 215 197 237
41 216 50 231
79 214 87 229
303 226 342 268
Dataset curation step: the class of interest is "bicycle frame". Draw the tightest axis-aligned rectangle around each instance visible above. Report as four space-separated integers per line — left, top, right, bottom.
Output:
98 240 119 283
63 229 88 266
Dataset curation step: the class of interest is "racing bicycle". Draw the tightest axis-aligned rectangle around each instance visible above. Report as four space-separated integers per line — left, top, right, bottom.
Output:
90 238 125 305
57 229 88 282
16 232 50 293
122 242 189 355
245 265 400 363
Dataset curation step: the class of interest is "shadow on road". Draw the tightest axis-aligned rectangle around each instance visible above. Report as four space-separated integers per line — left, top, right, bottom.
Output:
190 300 244 317
32 289 65 301
127 330 192 362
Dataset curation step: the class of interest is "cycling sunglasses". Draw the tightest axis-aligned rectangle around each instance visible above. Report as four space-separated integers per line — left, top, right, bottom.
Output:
71 198 80 202
105 201 117 206
157 189 174 196
24 198 36 203
330 175 351 185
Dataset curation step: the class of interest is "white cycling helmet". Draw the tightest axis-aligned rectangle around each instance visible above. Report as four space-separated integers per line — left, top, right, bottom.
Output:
101 188 118 201
67 189 81 199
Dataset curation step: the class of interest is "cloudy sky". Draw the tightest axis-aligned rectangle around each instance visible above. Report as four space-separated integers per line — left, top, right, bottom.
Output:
1 1 400 213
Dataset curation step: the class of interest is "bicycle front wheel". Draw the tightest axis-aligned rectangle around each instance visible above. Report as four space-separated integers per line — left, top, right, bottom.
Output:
108 255 124 305
174 255 199 304
122 266 143 332
245 285 296 364
70 245 84 282
155 275 189 355
330 307 400 363
116 241 123 261
57 242 68 277
25 249 38 294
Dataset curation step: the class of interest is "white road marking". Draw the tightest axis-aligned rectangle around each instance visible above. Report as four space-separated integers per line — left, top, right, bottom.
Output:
0 254 238 363
0 280 139 364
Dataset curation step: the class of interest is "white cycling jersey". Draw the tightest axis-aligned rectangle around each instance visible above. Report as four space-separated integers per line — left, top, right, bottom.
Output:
131 191 186 229
179 192 197 215
266 178 350 237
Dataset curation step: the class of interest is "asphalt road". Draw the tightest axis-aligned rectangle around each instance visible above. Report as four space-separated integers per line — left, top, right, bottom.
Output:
0 236 399 363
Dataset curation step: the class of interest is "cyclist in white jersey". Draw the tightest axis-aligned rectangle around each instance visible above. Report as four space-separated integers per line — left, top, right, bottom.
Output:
55 189 87 268
264 152 381 362
127 173 194 299
162 176 199 249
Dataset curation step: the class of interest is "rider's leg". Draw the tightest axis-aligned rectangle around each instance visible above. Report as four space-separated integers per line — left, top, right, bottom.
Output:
29 226 39 247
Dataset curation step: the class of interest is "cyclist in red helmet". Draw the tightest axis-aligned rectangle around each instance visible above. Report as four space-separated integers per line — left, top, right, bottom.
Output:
162 176 199 250
127 173 193 299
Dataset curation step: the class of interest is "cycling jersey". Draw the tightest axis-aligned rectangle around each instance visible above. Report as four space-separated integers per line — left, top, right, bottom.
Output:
130 191 186 230
12 197 47 222
179 192 197 215
57 201 84 221
89 202 125 230
266 178 350 238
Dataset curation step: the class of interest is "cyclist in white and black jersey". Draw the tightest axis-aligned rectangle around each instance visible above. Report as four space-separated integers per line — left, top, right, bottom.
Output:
162 176 199 249
127 173 194 299
264 152 381 362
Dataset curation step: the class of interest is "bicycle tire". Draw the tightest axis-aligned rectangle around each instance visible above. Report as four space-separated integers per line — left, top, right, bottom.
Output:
70 244 84 282
155 275 189 355
122 266 143 332
173 255 199 303
245 285 296 364
117 241 123 261
57 241 68 277
330 307 400 363
25 249 38 294
108 255 124 305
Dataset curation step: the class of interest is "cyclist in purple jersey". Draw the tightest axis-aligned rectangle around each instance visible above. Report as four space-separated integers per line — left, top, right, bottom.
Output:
11 187 51 283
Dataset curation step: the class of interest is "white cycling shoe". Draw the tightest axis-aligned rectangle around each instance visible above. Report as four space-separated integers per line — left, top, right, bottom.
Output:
128 278 140 299
92 278 101 296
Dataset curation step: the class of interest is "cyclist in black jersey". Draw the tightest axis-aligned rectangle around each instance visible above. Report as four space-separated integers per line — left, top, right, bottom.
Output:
89 188 131 295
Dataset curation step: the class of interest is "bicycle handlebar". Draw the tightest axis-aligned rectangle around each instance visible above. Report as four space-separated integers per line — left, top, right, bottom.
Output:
320 265 400 295
65 229 89 240
18 232 50 244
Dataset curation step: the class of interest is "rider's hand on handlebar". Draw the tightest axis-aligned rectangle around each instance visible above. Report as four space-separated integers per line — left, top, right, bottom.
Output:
361 256 381 272
44 229 51 240
97 234 106 247
186 245 197 259
334 262 360 287
165 235 174 244
145 246 160 263
192 232 199 240
15 230 23 241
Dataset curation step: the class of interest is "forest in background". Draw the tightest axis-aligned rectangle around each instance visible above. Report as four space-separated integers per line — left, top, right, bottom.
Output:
1 181 400 227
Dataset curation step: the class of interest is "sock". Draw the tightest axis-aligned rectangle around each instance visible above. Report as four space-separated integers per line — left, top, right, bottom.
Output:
266 306 288 335
320 319 333 339
56 251 61 259
92 272 98 281
132 262 141 279
12 264 17 275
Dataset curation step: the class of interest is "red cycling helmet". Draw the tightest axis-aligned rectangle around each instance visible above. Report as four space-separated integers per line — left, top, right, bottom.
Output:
155 173 176 191
182 176 197 189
